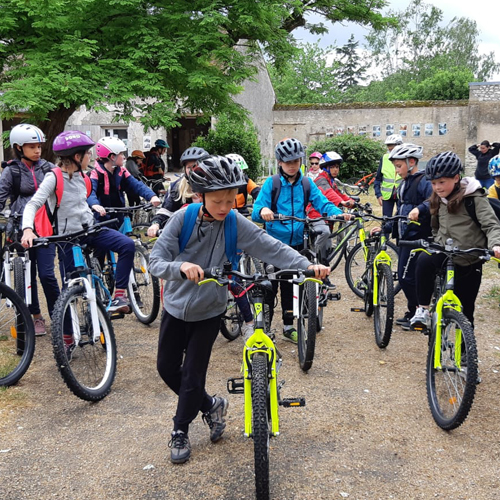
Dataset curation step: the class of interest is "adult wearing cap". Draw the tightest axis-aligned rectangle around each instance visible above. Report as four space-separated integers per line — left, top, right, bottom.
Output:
125 150 146 205
143 138 169 193
374 134 404 217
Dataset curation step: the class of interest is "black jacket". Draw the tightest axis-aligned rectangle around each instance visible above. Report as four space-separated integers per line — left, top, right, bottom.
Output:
469 143 500 180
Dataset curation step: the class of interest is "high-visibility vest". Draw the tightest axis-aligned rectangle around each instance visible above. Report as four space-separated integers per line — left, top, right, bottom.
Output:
380 154 402 200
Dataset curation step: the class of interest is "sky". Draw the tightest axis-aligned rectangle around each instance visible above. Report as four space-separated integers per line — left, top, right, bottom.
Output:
294 0 500 81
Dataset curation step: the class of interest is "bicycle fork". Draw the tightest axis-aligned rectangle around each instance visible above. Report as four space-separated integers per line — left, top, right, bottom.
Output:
3 254 32 306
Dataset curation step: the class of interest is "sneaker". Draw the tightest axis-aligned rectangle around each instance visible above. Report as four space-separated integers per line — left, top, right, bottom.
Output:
202 396 229 443
395 312 412 326
241 322 254 341
34 317 46 336
283 326 298 344
108 296 130 313
410 307 431 330
323 278 336 291
168 431 191 464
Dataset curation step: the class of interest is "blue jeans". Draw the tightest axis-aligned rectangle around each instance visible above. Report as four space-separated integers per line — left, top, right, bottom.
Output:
479 178 494 189
30 244 60 318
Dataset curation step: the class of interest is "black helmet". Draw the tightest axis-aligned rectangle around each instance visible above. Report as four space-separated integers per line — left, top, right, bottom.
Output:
180 147 209 166
275 138 305 162
188 155 247 193
425 151 463 180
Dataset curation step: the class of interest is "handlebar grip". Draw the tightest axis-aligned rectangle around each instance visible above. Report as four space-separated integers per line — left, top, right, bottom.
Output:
398 239 426 248
350 195 360 202
302 269 317 278
180 267 219 280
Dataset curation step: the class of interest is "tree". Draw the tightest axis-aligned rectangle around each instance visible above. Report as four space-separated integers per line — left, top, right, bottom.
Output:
360 0 500 101
335 35 366 93
268 43 341 104
0 0 392 156
193 114 262 181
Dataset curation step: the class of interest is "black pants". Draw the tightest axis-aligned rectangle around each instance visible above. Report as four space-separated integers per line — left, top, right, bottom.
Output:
381 198 397 218
415 253 483 327
398 245 419 316
157 309 222 434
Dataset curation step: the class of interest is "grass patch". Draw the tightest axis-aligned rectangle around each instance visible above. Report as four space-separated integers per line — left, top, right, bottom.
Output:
484 285 500 301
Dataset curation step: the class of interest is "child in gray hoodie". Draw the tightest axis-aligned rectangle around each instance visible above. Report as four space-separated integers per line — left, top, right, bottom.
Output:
149 155 330 464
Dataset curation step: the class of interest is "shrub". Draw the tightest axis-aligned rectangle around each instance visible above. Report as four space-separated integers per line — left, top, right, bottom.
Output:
307 134 386 179
193 114 262 181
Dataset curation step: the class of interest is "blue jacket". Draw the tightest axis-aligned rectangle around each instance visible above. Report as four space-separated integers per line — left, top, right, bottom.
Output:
252 171 342 246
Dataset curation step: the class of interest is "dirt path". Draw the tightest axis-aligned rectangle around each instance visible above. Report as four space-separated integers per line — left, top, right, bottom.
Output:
2 265 500 500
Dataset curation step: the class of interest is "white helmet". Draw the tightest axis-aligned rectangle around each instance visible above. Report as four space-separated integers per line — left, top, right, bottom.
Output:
385 134 403 146
96 136 127 158
388 143 423 160
226 153 248 170
9 124 46 146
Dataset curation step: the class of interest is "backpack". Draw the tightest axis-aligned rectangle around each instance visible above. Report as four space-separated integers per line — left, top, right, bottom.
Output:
399 172 425 206
464 196 500 229
270 174 311 214
34 167 92 237
7 160 53 202
178 203 239 270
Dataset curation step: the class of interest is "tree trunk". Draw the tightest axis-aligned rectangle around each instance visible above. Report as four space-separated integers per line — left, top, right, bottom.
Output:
39 105 78 162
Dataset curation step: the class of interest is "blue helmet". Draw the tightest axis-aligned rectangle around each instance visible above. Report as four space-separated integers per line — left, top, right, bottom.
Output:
489 155 500 177
321 151 343 169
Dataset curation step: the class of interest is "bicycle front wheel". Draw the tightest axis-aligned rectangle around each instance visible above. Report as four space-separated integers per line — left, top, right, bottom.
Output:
51 285 117 401
128 245 160 324
426 309 478 430
0 283 35 387
297 281 317 372
13 257 25 303
251 352 270 500
373 263 394 348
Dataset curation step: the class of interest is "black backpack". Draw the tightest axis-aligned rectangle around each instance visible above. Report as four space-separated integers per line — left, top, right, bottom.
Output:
464 196 500 228
5 160 53 202
270 174 311 214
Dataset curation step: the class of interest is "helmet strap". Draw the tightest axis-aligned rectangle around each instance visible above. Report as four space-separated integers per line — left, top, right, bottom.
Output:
279 165 296 181
201 194 214 219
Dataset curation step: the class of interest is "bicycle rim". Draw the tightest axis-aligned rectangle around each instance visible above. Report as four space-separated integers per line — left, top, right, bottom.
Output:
128 245 160 324
426 309 478 430
0 283 35 387
297 281 317 372
373 264 394 348
344 242 368 299
251 352 270 500
51 285 117 401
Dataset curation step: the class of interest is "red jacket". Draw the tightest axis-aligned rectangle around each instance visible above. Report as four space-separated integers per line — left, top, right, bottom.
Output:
307 171 351 218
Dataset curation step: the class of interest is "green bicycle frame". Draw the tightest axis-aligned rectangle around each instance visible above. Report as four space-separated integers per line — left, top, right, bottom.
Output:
372 234 392 307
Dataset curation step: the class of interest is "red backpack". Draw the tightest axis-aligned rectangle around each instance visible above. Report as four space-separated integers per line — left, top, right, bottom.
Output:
34 167 92 237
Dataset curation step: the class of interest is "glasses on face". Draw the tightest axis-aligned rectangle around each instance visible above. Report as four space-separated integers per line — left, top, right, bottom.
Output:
310 162 320 165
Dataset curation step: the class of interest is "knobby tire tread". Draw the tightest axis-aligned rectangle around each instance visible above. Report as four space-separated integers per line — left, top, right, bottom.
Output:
297 281 317 372
373 263 394 348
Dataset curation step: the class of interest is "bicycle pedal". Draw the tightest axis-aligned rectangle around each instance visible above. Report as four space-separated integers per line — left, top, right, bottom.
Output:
109 312 125 320
351 307 364 312
227 377 244 394
280 397 306 408
328 292 341 301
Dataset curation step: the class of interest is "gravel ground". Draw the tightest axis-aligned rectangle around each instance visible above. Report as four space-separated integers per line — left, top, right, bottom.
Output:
2 252 500 499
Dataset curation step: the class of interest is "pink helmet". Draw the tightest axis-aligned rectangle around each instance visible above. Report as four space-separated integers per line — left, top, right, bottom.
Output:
96 136 126 159
309 151 322 160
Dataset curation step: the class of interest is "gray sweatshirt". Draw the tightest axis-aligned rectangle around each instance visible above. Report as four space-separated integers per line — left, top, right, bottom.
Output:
149 207 311 321
22 170 95 234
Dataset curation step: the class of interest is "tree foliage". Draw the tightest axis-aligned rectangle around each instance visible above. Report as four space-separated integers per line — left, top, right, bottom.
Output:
307 134 386 178
193 114 262 181
335 35 366 93
0 0 392 156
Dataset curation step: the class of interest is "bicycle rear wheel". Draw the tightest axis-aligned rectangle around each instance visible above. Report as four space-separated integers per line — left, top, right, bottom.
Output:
344 178 362 196
128 245 160 324
0 282 35 387
426 309 478 430
373 263 394 348
251 352 270 500
297 281 317 372
51 285 117 401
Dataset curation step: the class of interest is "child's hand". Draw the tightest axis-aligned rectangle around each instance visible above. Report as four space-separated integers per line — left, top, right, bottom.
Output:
180 262 204 283
408 207 419 221
341 199 355 208
493 246 500 259
21 228 36 249
150 196 161 207
342 213 354 221
92 204 107 216
260 207 275 221
307 264 330 280
147 223 160 237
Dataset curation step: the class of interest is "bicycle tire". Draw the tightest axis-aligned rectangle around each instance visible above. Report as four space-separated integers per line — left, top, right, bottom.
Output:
90 257 109 306
426 308 478 430
344 178 362 196
128 245 160 324
51 285 117 401
328 231 346 271
251 352 270 500
345 240 399 298
13 257 25 303
220 290 242 341
297 281 317 372
0 282 35 387
373 263 394 348
364 265 374 317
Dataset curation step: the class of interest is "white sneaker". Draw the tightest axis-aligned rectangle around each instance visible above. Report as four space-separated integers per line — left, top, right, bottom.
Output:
410 307 431 329
241 322 254 341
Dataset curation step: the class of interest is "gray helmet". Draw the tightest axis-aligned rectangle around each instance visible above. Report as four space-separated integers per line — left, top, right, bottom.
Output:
385 134 403 146
388 143 423 161
188 155 247 193
180 147 209 166
425 151 463 180
275 138 305 162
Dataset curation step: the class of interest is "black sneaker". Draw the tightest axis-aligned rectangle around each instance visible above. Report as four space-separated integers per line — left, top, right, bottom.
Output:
108 297 130 313
395 312 412 326
168 431 191 464
202 396 229 443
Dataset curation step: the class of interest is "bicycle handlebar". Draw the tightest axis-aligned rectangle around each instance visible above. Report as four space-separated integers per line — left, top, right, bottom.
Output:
32 218 119 247
95 203 153 214
181 266 318 281
399 239 495 257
